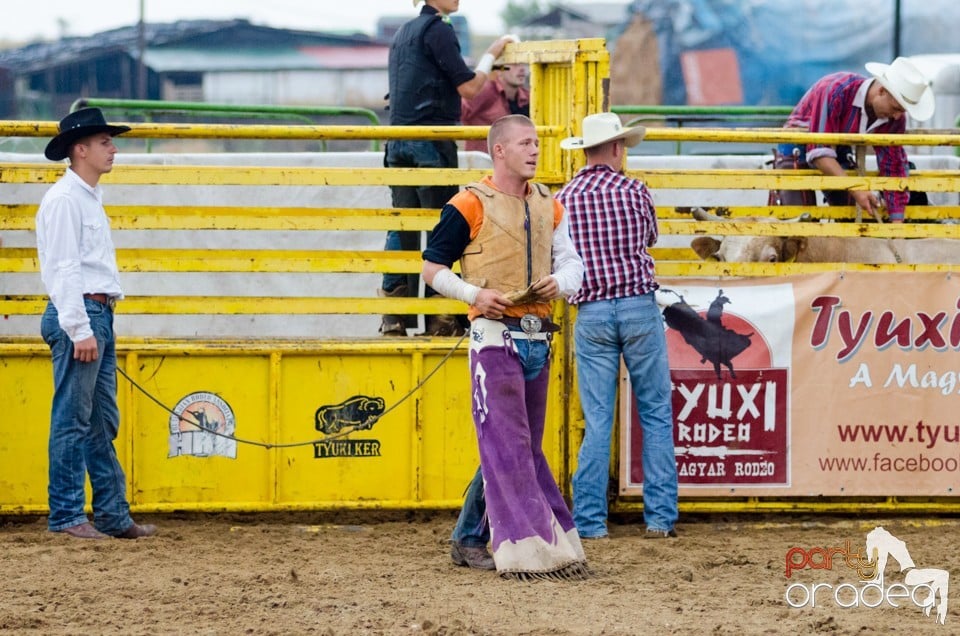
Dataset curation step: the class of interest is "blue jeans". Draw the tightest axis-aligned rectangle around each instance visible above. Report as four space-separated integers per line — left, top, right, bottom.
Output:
572 293 678 537
451 332 550 547
382 139 459 297
41 299 133 535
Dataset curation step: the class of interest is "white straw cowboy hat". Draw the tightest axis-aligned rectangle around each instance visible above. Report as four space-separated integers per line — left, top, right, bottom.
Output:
560 113 646 150
865 57 935 122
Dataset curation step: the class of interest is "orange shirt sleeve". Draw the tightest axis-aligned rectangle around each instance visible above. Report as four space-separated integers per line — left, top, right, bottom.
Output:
447 189 485 239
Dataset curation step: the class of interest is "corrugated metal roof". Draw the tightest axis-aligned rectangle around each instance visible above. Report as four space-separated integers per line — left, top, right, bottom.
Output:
522 2 630 28
143 48 308 73
0 19 384 73
565 1 631 24
144 45 389 72
298 46 389 70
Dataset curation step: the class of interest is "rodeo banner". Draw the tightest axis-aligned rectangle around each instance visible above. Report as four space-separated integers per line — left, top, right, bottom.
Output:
620 272 960 497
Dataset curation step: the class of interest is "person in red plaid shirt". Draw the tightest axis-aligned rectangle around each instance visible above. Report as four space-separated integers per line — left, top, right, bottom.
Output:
772 57 935 222
557 113 678 540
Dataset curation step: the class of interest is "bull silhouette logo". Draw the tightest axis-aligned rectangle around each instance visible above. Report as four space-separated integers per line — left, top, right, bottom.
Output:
663 289 753 379
314 395 385 435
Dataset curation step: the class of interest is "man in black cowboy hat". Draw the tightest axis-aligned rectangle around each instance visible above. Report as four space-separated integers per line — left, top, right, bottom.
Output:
36 107 157 540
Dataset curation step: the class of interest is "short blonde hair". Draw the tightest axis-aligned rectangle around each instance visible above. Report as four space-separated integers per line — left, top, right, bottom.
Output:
487 114 535 153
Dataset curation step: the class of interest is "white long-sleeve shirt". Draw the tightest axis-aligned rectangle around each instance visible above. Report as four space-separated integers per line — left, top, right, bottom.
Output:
35 168 123 342
549 210 585 299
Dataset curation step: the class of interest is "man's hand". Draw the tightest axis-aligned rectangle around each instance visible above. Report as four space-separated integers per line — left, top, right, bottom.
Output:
811 155 886 222
850 189 882 220
475 288 513 319
529 276 560 301
487 34 519 59
462 35 520 99
73 335 99 362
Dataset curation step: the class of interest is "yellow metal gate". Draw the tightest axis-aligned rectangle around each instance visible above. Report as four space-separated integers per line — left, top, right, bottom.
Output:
3 38 960 514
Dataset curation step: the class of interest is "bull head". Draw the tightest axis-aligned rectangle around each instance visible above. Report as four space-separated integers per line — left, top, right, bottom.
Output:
689 208 810 263
691 236 808 263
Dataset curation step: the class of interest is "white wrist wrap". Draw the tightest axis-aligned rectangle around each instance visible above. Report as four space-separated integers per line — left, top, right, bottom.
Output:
432 268 480 305
475 53 495 76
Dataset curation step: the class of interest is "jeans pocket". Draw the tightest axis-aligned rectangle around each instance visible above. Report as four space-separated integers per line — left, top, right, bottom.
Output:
43 327 67 354
410 140 446 168
41 317 58 345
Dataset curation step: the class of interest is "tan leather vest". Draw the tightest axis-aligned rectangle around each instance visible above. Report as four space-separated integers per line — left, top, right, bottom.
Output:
459 181 554 295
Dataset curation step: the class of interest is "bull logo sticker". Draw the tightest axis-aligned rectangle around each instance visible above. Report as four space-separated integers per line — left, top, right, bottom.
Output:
624 283 794 491
313 395 385 459
168 391 237 459
663 289 754 379
660 284 789 487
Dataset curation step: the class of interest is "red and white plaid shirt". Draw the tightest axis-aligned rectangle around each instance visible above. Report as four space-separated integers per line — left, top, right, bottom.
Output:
556 163 659 305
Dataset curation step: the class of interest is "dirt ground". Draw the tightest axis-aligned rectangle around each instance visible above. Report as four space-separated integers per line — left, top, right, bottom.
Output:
0 511 957 635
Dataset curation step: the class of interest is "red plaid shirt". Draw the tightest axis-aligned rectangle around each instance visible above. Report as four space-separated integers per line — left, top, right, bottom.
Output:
787 72 910 220
556 164 659 304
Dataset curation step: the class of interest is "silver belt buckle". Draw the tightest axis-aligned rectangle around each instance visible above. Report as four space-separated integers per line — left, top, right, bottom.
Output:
519 313 541 335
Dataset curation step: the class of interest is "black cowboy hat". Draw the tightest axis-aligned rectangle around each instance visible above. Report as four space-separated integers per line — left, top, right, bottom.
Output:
44 107 131 161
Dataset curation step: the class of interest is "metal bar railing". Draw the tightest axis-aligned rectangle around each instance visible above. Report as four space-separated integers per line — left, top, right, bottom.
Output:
71 98 384 152
613 105 794 117
613 105 794 154
6 119 960 167
6 119 514 145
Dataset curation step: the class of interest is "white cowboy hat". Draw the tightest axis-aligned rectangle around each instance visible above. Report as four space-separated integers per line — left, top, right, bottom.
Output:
560 113 646 150
865 57 935 122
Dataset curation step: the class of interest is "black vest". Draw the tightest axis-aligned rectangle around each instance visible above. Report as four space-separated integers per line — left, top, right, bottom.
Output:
387 13 462 125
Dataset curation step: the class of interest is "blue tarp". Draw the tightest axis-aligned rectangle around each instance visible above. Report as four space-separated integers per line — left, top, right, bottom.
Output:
622 0 960 106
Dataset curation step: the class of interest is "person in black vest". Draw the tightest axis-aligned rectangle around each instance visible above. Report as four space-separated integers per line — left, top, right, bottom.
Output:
381 0 516 337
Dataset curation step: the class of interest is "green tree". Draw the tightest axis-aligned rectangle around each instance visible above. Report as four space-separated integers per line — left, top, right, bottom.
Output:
500 0 547 28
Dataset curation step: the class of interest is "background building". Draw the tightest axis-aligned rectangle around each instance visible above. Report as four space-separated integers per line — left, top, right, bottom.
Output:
0 19 389 120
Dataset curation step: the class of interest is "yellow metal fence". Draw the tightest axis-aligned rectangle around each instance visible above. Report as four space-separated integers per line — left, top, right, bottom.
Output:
4 38 960 515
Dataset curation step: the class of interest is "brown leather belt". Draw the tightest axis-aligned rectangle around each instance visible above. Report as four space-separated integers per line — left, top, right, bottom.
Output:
500 314 560 334
83 293 116 310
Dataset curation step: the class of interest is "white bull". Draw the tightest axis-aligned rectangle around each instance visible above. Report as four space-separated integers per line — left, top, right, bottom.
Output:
688 208 960 264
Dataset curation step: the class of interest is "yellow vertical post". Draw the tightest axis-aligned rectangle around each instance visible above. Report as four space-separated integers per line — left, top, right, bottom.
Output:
124 352 139 503
411 351 425 502
542 38 610 180
515 38 608 180
269 351 282 504
524 38 610 493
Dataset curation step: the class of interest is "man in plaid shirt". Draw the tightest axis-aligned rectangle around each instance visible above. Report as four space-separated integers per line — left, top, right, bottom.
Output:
773 57 935 222
557 113 678 540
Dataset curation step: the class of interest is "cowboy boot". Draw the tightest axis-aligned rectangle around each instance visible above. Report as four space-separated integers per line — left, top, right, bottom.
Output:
378 284 409 336
422 314 466 337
